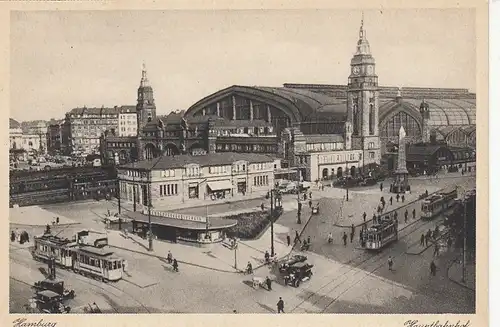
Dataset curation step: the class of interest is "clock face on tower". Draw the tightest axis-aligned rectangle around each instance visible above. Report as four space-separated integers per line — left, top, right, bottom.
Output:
352 66 360 75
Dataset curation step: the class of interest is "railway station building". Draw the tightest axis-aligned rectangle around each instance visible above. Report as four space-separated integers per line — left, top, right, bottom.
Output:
102 17 476 183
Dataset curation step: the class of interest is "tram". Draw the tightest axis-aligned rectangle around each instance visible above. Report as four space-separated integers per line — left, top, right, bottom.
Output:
421 188 458 219
32 231 124 282
364 216 398 251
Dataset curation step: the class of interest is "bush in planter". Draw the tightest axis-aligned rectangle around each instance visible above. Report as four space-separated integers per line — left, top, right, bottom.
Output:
225 208 283 240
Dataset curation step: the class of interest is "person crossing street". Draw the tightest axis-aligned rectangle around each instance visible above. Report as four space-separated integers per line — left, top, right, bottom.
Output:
342 232 347 246
388 256 394 271
277 297 285 313
404 209 409 224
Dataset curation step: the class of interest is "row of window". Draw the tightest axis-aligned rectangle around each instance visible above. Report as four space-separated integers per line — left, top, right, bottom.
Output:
186 167 200 177
159 184 178 196
318 153 362 164
306 142 344 152
254 175 269 186
209 166 229 174
108 142 136 148
160 169 176 178
216 143 276 153
120 127 137 132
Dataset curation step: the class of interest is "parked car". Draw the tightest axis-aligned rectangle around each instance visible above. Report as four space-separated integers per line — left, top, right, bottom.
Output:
33 278 75 300
278 255 308 273
283 262 314 287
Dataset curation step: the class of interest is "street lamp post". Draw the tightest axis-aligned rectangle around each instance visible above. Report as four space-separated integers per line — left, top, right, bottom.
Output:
456 185 467 283
462 192 467 283
270 188 275 257
147 171 153 252
297 170 302 224
345 158 349 201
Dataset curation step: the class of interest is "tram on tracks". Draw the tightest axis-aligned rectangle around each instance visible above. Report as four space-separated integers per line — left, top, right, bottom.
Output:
363 216 398 251
32 231 124 282
421 188 458 219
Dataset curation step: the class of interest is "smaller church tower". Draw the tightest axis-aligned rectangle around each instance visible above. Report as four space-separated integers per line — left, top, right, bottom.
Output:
420 99 430 143
136 63 157 134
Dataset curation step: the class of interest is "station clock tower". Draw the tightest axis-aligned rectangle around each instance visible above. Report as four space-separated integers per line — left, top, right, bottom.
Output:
346 14 381 167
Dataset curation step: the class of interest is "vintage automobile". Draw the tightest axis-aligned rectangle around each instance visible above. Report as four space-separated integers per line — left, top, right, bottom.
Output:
33 278 76 299
312 203 320 214
278 255 307 274
33 290 71 313
283 262 314 287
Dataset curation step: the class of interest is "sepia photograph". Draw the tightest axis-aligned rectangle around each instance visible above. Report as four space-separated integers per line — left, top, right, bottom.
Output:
5 3 486 322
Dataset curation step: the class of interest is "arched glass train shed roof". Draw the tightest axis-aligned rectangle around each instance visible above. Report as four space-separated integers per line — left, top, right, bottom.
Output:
184 84 476 128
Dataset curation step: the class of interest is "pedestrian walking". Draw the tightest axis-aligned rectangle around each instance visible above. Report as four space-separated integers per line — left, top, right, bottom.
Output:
401 195 405 203
266 276 272 291
404 210 408 224
286 234 291 246
380 183 383 192
307 236 311 244
412 208 416 219
277 297 285 313
372 214 377 224
420 234 425 247
388 256 394 271
433 243 439 257
389 197 393 205
56 217 60 224
10 231 15 242
351 224 355 235
327 232 333 244
425 234 429 247
342 232 347 246
363 212 367 223
396 194 400 202
430 260 437 276
167 251 173 264
350 231 354 243
261 203 265 211
309 200 312 208
309 192 312 199
359 229 363 244
123 259 128 273
172 259 179 272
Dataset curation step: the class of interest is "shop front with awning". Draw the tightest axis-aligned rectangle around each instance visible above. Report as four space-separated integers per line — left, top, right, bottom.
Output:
207 180 233 200
126 210 237 246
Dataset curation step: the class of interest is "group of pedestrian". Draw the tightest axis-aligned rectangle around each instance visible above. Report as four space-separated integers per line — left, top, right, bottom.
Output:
166 250 179 272
10 228 29 244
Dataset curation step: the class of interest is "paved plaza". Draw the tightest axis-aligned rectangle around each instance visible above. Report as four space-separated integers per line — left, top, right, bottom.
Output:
9 173 476 313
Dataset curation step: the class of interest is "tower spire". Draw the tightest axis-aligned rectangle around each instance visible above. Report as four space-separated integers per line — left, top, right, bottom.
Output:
140 62 149 87
355 12 371 55
359 11 365 39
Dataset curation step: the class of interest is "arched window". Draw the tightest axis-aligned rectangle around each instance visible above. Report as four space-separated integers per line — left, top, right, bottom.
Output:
381 111 421 139
352 97 359 135
369 103 375 135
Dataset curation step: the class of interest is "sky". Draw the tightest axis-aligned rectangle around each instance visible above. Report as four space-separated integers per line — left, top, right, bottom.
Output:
10 9 476 122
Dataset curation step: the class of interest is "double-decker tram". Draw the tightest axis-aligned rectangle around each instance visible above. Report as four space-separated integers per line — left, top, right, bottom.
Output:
364 216 398 251
421 188 458 219
32 230 123 282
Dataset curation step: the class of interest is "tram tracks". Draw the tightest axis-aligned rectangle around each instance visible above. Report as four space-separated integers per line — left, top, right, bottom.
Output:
290 217 443 313
9 251 151 313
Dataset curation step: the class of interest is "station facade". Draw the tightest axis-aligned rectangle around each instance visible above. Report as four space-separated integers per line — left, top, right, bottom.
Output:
117 152 279 209
101 17 476 183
